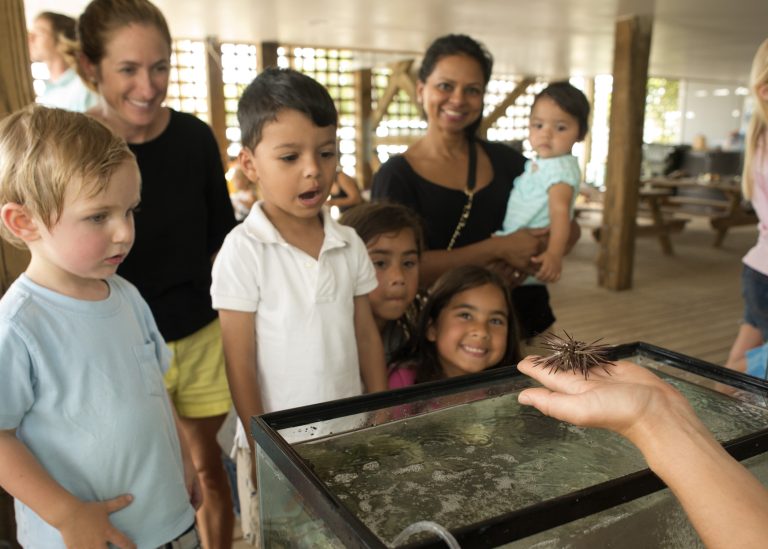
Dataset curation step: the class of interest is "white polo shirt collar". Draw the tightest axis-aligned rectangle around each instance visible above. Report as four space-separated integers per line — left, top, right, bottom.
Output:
243 201 349 253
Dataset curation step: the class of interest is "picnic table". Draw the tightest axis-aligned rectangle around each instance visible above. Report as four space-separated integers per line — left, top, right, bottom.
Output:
643 176 757 247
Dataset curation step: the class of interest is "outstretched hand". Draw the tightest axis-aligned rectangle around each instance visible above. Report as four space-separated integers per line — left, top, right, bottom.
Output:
516 356 688 443
58 494 135 549
519 353 768 549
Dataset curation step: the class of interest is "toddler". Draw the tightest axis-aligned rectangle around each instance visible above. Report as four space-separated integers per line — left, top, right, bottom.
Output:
497 81 590 283
0 106 198 548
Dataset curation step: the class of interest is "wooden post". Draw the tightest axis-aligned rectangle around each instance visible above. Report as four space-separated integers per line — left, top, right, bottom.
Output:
205 36 229 166
0 0 32 303
259 41 279 70
580 78 595 182
597 16 652 290
0 0 35 117
0 1 30 540
353 68 373 189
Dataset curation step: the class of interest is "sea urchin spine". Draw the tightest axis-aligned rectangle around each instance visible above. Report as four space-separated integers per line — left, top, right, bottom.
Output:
530 331 614 379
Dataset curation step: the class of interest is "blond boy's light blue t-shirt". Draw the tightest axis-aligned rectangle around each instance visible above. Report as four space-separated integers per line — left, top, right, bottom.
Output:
0 274 194 548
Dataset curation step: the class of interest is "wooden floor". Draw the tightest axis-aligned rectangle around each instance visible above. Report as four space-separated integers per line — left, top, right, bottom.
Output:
548 217 758 366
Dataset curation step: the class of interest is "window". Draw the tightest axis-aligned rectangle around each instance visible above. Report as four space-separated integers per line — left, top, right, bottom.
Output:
31 62 50 97
645 77 682 145
484 78 545 155
220 42 258 158
371 66 425 165
165 39 208 123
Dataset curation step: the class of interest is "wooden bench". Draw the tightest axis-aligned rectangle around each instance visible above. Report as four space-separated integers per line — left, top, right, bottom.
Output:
574 191 690 255
644 177 757 247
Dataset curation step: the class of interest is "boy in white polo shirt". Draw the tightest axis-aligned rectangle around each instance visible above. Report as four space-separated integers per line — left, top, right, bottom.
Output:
210 67 387 545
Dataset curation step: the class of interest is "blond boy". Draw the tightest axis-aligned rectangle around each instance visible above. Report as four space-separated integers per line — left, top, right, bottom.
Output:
0 106 199 548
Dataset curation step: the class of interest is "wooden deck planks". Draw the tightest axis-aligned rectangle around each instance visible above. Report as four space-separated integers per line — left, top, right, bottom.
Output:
548 217 756 365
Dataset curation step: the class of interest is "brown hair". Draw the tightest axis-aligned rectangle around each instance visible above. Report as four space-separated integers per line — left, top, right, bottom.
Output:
238 67 338 150
76 0 172 90
36 11 77 42
0 106 134 248
533 81 591 141
339 202 424 255
398 265 521 383
743 38 768 200
34 12 79 67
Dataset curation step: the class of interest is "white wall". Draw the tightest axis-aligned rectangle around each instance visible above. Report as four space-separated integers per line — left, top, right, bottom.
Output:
679 81 749 149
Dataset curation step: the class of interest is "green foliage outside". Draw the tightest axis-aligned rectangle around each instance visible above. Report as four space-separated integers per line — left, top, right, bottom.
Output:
644 78 681 144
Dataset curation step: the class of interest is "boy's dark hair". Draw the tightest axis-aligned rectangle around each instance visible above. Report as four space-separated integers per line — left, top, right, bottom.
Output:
339 202 425 256
397 265 521 383
418 34 493 139
533 81 591 141
237 67 338 150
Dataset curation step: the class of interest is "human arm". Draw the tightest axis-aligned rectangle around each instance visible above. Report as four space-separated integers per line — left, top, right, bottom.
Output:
419 229 547 287
532 183 574 283
170 407 202 510
0 429 135 549
354 295 388 393
219 310 264 455
516 356 768 549
725 324 763 372
327 172 364 208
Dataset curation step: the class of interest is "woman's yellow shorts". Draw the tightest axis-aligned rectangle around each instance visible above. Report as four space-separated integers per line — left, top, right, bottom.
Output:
164 318 232 418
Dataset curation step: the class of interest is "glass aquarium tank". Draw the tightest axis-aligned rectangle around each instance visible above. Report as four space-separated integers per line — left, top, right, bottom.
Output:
252 343 768 548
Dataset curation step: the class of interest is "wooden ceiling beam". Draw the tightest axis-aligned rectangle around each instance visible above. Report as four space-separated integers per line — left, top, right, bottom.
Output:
480 76 535 136
370 59 415 130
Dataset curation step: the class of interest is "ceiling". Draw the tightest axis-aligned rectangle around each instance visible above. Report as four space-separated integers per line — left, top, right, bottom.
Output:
24 0 768 84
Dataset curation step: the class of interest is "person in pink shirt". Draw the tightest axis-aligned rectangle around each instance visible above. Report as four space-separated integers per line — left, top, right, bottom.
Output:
726 38 768 375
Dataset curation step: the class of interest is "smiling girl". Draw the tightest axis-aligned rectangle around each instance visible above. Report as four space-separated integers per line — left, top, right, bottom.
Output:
388 265 521 388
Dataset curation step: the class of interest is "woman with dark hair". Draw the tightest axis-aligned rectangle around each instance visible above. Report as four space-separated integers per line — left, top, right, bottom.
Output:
372 34 579 341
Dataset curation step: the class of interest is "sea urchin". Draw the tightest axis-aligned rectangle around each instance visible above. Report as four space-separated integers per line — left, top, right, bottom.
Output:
530 331 614 379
